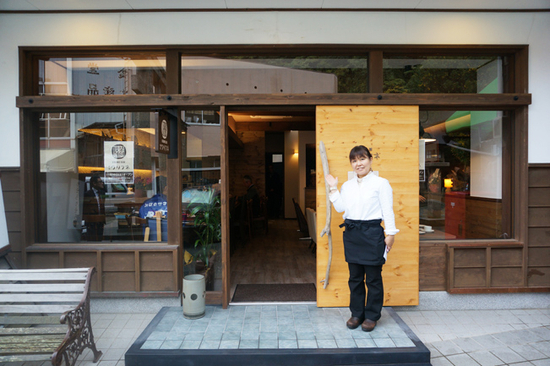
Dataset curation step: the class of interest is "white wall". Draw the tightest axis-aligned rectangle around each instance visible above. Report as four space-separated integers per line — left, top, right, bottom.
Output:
1 11 549 166
284 131 299 219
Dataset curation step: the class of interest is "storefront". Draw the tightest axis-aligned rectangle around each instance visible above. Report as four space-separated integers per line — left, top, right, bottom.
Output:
1 3 549 308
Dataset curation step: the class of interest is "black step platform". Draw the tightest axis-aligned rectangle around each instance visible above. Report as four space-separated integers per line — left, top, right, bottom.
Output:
125 305 431 366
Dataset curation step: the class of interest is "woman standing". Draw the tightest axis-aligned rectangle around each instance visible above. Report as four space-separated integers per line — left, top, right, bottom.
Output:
326 145 399 332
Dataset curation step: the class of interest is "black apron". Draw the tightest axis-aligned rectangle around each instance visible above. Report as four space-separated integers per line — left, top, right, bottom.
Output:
340 219 386 266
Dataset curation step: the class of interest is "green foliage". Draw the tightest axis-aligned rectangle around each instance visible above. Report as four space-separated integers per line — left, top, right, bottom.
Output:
190 188 221 267
383 57 498 93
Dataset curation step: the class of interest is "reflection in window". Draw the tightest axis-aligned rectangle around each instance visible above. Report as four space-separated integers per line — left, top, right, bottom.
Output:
38 56 166 96
38 112 167 243
181 110 222 292
181 56 368 94
419 110 508 240
384 56 503 93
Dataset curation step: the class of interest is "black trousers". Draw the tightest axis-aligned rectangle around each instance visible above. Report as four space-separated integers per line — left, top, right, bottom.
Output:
348 263 384 321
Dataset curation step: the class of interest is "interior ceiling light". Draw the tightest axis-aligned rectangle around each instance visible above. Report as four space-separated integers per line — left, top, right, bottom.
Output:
249 115 293 119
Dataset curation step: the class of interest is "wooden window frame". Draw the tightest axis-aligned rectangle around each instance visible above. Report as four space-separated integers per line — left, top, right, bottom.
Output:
17 44 532 298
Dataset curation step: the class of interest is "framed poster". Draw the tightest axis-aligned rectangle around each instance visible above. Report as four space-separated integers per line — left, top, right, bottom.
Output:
104 141 134 184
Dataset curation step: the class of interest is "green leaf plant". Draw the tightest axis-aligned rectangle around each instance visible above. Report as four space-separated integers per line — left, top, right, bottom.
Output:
189 187 221 268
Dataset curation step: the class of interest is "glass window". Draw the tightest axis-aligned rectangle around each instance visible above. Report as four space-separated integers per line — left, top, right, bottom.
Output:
38 55 166 96
181 56 368 94
419 110 509 240
181 109 222 291
38 111 168 243
384 56 503 93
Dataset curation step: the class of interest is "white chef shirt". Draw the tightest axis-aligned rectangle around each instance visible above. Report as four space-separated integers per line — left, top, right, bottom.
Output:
329 171 399 236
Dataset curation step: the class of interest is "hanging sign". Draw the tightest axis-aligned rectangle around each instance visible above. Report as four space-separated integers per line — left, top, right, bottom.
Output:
104 141 134 184
157 110 171 154
419 140 426 182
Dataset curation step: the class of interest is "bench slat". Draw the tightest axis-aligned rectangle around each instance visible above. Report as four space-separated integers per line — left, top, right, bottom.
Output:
1 315 61 325
0 272 88 281
0 333 65 344
0 354 52 362
0 268 89 273
0 326 67 335
0 283 85 293
0 304 77 314
0 293 83 303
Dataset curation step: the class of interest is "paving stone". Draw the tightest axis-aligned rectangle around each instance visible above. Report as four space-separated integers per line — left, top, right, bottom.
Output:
491 346 526 364
530 327 550 341
355 338 377 348
160 340 182 349
452 337 485 353
510 344 548 361
468 350 503 366
431 340 464 356
199 340 220 349
430 357 454 366
219 340 240 349
470 335 505 350
446 353 480 366
259 339 278 349
278 339 298 349
531 341 550 357
317 339 338 348
180 341 201 349
335 338 357 348
298 339 318 349
239 339 259 349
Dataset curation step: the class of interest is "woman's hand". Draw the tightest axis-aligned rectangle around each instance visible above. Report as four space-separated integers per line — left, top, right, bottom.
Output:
325 174 338 188
385 235 395 252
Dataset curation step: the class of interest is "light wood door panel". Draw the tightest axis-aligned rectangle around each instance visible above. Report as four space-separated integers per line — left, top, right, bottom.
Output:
316 105 419 307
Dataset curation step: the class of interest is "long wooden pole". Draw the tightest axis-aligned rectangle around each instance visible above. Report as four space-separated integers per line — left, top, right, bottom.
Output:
319 141 332 289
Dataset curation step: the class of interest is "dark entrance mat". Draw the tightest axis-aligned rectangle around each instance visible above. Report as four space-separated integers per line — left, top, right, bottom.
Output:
231 283 316 302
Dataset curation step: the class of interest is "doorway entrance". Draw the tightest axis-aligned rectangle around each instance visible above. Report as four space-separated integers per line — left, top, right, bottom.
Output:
226 107 317 303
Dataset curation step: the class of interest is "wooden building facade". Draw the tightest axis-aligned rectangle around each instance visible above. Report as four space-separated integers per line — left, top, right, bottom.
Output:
1 4 549 308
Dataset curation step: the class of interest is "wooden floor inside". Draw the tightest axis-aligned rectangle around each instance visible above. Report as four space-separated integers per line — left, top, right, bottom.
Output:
230 219 316 301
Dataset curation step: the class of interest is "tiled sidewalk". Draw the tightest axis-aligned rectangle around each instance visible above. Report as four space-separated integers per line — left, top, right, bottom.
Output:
77 307 550 366
398 309 550 366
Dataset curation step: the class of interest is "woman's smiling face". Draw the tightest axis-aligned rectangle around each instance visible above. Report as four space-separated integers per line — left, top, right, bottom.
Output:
350 155 372 178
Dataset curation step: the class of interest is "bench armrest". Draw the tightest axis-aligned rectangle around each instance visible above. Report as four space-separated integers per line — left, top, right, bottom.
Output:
51 268 102 366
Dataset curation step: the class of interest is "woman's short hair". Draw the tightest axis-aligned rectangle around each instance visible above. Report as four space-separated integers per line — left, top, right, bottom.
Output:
349 145 373 161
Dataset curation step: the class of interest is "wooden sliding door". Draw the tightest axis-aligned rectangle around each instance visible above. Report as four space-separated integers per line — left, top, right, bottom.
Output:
316 105 420 307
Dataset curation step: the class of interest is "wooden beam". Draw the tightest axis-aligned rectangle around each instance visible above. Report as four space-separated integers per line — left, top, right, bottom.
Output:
220 106 230 309
228 127 244 149
368 51 383 93
16 93 531 111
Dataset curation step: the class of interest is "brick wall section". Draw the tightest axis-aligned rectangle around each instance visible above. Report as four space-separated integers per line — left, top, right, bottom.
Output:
229 131 265 199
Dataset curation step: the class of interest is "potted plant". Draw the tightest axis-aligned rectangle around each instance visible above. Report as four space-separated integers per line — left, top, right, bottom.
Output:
189 187 221 290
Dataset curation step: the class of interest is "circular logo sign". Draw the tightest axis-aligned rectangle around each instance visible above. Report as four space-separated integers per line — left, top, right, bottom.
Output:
111 144 127 159
161 119 169 139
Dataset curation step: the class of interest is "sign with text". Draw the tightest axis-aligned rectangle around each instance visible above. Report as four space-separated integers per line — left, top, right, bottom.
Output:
157 110 171 154
419 140 426 182
104 141 134 184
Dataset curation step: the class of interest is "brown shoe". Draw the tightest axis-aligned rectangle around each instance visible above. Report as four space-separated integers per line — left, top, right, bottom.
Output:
361 319 376 332
346 316 364 330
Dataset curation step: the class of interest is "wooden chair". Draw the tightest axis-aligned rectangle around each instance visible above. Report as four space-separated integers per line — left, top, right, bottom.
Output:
292 198 309 235
306 207 317 253
126 215 148 241
292 198 311 245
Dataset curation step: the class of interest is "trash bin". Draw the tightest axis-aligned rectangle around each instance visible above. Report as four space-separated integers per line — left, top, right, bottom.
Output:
182 274 205 319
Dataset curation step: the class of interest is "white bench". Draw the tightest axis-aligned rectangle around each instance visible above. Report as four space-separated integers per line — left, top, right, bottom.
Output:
0 267 102 365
